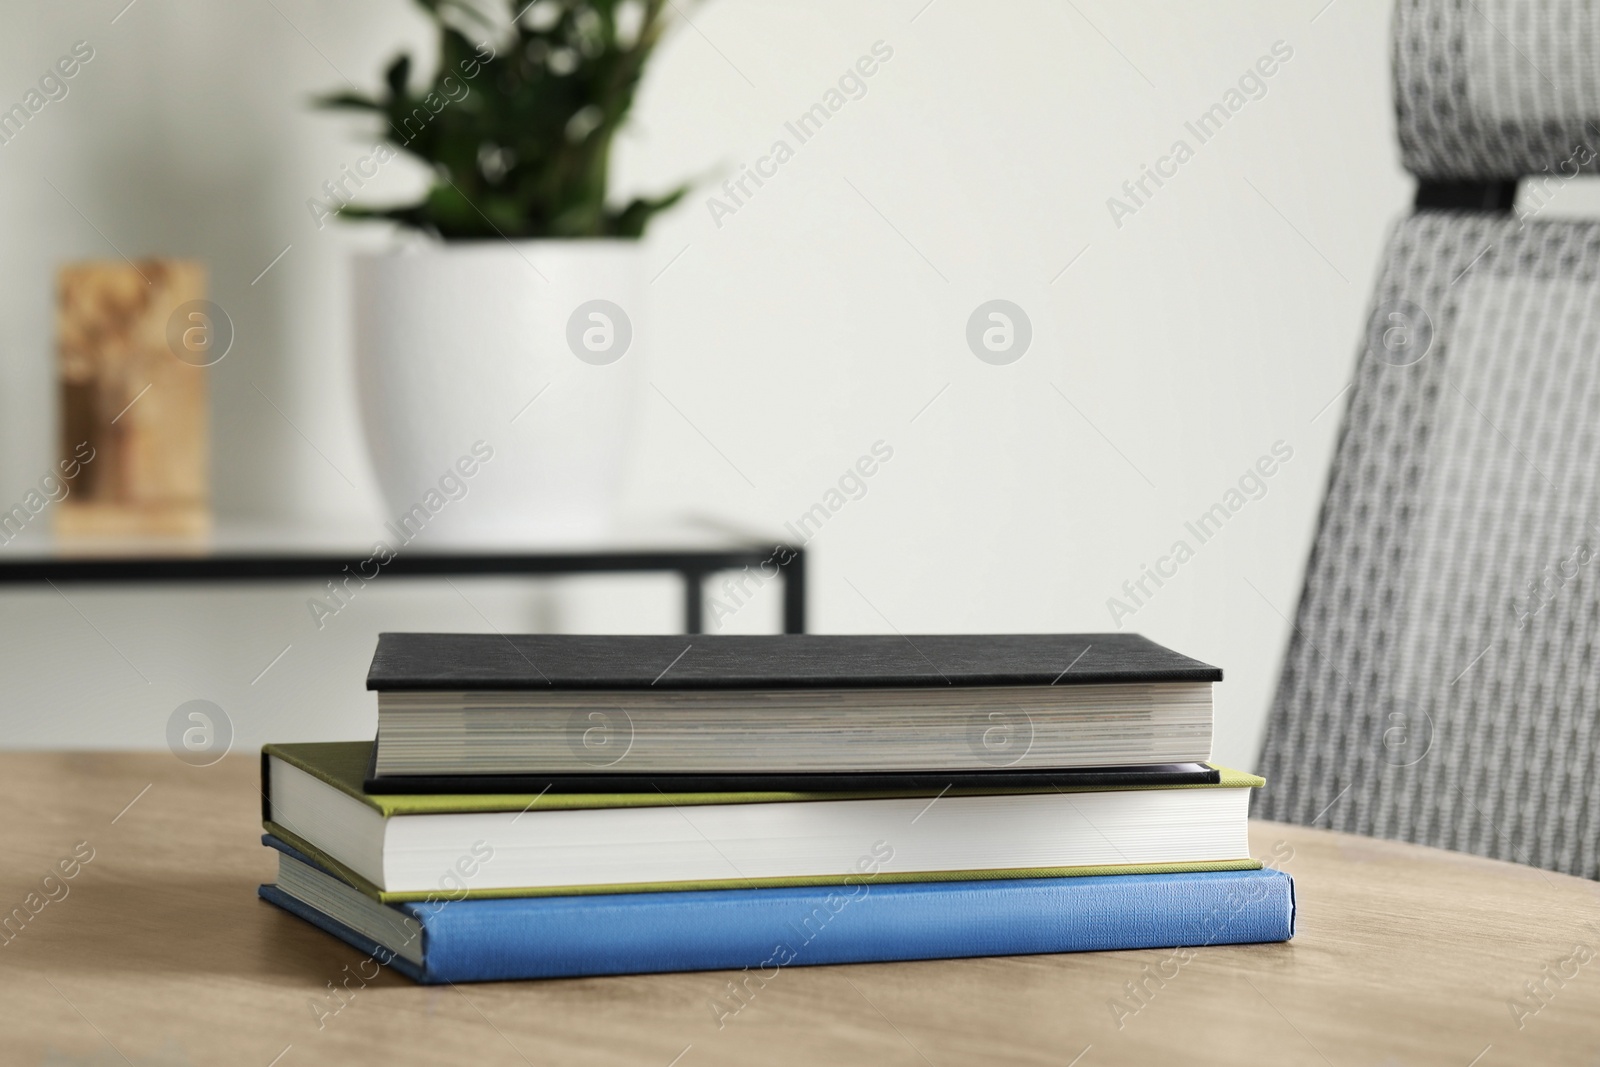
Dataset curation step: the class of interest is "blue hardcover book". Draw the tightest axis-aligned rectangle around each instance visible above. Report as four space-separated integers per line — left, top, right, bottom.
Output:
258 837 1294 984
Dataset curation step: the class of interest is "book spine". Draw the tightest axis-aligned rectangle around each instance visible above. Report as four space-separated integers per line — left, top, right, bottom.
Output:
409 870 1294 983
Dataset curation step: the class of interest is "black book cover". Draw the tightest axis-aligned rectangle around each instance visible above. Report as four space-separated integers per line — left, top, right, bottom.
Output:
362 762 1224 795
366 632 1222 691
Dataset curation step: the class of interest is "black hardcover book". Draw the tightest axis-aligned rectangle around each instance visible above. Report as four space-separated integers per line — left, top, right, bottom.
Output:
365 633 1221 787
368 632 1222 690
362 761 1225 795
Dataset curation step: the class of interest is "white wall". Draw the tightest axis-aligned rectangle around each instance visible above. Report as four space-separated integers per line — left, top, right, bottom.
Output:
0 0 1412 768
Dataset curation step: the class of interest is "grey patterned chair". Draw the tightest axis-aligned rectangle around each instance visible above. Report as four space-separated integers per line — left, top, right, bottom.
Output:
1255 0 1600 879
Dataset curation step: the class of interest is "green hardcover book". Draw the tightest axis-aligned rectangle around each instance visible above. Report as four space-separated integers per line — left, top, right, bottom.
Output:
262 741 1265 903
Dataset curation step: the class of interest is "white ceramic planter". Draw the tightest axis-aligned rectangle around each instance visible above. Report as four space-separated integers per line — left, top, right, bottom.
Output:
353 241 643 544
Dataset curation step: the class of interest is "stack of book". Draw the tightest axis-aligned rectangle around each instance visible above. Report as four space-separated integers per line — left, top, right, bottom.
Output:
258 633 1293 983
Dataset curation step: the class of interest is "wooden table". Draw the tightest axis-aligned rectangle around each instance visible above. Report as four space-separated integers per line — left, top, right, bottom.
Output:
4 752 1598 1065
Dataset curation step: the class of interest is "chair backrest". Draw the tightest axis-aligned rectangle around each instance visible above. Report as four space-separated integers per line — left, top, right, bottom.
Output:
1255 0 1600 879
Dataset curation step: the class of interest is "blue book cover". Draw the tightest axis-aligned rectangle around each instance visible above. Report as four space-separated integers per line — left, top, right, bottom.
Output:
258 837 1293 984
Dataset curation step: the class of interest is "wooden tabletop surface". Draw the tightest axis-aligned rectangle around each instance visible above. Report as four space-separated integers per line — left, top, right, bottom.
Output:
3 751 1597 1066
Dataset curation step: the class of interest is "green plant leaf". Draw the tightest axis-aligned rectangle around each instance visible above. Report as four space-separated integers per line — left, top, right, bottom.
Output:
316 0 693 240
384 55 412 100
314 91 385 111
607 185 689 237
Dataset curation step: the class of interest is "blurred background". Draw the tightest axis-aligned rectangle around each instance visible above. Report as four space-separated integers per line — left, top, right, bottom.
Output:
0 0 1506 766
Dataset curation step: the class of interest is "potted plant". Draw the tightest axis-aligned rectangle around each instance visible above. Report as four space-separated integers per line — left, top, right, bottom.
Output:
319 0 687 542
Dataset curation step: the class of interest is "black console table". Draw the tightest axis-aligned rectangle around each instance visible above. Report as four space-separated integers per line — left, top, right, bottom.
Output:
0 521 806 635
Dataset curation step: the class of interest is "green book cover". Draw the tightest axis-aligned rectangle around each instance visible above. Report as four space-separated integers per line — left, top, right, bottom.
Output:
262 741 1265 903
